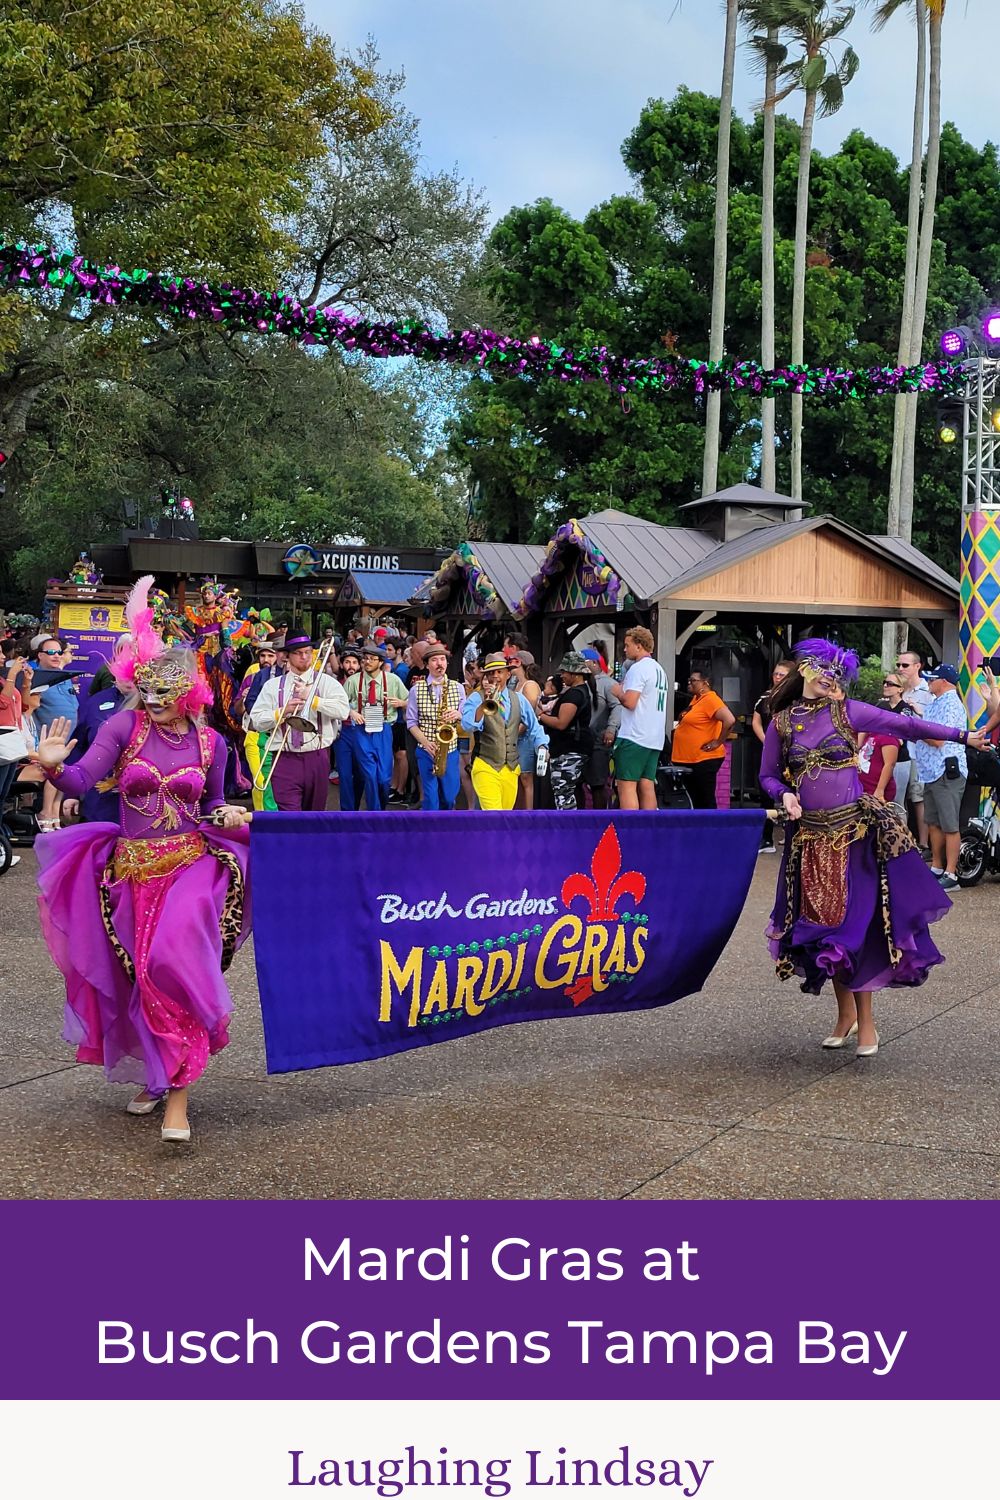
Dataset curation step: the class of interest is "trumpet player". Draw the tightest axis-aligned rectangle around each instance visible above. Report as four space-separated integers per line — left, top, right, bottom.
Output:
460 652 548 811
406 641 466 810
248 633 349 811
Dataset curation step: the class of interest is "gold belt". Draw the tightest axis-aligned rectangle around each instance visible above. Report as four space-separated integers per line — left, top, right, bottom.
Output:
111 832 204 884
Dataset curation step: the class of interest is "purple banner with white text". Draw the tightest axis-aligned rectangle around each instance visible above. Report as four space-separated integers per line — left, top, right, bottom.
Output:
0 1200 998 1400
250 811 763 1072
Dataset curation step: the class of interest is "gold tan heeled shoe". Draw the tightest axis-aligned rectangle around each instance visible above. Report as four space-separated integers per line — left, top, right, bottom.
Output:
821 1020 859 1049
125 1092 164 1116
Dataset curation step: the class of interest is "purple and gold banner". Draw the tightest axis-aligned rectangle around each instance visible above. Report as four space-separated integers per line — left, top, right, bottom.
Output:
53 600 126 695
251 810 763 1073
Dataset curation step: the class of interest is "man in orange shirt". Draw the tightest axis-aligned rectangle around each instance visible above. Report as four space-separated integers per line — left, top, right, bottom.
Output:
671 670 736 809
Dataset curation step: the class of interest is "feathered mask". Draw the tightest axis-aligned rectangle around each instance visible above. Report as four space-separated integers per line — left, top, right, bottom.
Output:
112 575 212 717
794 637 860 685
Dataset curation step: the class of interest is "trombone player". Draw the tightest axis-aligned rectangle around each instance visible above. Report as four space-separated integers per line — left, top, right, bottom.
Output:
406 641 466 809
248 632 349 811
460 652 548 811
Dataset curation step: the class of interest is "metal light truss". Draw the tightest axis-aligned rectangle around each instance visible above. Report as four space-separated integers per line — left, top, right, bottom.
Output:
962 357 1000 513
958 358 1000 723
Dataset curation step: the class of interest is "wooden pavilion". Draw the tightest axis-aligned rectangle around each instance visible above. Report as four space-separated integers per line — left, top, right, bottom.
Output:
418 540 546 661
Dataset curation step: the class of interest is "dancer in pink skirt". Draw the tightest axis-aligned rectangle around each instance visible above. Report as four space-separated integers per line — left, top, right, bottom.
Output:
34 576 251 1143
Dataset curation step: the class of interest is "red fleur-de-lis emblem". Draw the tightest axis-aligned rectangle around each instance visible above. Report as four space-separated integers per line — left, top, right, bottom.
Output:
566 974 599 1007
561 825 646 924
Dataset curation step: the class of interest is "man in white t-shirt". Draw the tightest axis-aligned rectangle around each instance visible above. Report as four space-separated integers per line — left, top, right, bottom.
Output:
608 626 667 809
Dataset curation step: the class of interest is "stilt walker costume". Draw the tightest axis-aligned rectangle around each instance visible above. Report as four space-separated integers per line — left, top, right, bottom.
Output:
760 638 978 995
33 576 252 1104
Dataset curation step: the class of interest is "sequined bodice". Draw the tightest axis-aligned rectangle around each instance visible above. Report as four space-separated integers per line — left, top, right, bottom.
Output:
771 700 863 810
786 725 858 781
119 756 207 826
54 709 224 839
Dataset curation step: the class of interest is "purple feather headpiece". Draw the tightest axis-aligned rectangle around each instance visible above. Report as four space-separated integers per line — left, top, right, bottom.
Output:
794 637 860 684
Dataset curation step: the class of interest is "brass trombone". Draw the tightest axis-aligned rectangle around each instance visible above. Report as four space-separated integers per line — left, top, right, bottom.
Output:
254 634 338 794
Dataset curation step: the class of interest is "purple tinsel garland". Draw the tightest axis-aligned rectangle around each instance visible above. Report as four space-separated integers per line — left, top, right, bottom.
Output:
0 241 972 402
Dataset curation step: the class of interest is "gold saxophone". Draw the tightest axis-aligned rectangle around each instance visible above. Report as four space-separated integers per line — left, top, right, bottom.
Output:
432 686 458 776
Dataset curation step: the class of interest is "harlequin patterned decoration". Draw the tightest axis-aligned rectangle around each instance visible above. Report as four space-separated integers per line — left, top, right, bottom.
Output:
427 542 502 620
959 509 1000 725
513 520 620 620
550 552 614 613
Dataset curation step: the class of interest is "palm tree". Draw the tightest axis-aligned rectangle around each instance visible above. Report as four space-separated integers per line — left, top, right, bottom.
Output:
766 2 860 501
869 0 928 536
742 1 790 491
897 0 947 536
702 0 742 496
865 0 927 666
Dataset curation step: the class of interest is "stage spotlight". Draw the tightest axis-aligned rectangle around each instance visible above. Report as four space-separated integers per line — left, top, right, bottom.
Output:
941 328 967 357
984 311 1000 345
937 399 962 445
991 400 1000 435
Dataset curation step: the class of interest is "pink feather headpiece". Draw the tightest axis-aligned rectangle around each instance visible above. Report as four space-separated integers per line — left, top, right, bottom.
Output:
112 575 212 717
794 637 860 685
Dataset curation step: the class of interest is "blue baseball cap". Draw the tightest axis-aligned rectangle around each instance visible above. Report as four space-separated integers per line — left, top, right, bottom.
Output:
924 664 959 685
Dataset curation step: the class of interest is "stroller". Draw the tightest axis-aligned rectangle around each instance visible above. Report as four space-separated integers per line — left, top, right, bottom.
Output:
0 756 43 874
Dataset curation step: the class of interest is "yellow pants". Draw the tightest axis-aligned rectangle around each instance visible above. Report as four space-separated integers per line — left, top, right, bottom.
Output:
471 760 520 811
244 731 277 812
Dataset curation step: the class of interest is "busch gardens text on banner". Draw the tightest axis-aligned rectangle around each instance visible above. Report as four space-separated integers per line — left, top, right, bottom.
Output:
251 811 762 1072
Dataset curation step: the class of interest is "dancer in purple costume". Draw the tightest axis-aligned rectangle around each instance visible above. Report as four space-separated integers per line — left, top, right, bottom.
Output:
34 576 252 1143
760 639 987 1057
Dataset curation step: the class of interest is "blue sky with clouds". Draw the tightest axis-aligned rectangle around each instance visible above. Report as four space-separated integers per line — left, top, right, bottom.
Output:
307 0 992 223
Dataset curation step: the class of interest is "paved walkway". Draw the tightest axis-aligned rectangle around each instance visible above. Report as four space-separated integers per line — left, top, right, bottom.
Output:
2 847 998 1199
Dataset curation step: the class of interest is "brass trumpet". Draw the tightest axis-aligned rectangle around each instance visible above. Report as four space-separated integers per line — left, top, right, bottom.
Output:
481 683 500 716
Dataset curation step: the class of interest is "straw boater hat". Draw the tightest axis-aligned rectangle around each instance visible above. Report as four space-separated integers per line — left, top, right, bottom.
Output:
482 653 509 673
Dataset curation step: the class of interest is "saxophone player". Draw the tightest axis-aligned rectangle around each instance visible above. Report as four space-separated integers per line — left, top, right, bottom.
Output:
406 641 466 809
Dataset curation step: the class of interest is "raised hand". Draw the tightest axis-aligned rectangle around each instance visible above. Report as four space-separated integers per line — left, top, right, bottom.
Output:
35 717 78 767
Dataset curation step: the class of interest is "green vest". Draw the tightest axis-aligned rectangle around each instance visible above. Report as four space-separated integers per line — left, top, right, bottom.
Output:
479 690 522 771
